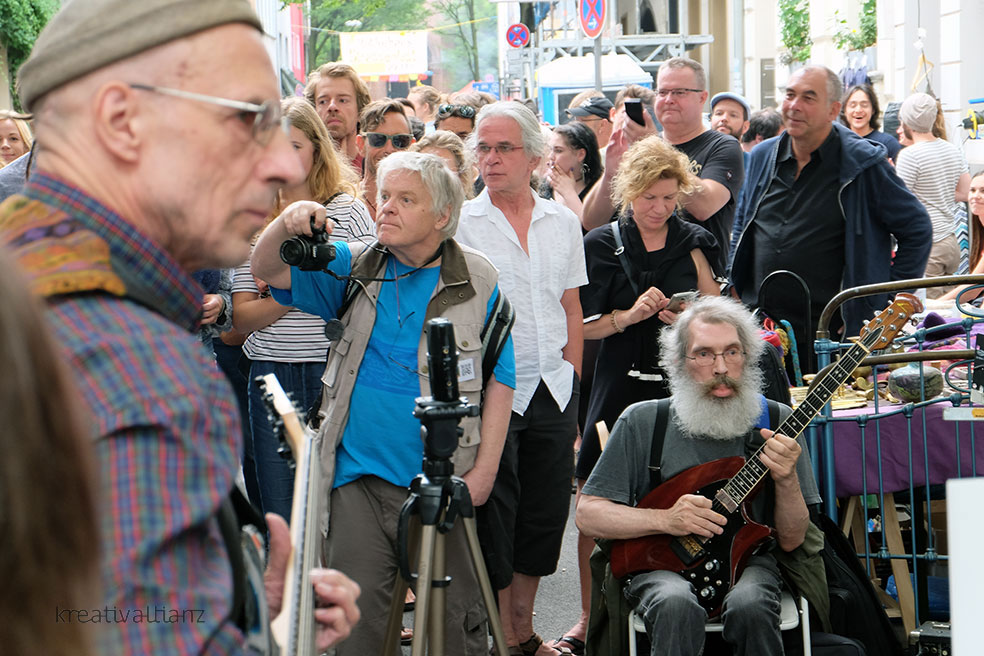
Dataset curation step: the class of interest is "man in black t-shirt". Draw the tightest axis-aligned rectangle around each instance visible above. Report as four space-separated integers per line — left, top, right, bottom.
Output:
654 59 744 275
581 58 743 276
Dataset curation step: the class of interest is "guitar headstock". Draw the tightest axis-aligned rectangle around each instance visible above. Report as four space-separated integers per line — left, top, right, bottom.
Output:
860 292 922 350
257 373 303 469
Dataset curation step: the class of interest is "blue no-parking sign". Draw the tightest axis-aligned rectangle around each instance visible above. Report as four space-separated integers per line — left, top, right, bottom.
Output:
506 23 530 49
578 0 605 39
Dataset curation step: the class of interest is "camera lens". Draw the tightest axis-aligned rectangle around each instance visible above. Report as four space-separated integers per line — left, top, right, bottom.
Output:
279 238 306 266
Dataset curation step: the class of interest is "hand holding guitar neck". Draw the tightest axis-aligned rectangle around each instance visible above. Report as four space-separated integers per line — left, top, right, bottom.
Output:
259 374 362 654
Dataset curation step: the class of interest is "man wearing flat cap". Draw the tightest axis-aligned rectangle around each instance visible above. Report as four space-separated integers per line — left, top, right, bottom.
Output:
895 92 971 296
0 1 360 654
710 91 751 142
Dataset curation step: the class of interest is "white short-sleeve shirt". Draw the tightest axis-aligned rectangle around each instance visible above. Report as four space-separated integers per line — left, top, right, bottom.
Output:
457 188 587 414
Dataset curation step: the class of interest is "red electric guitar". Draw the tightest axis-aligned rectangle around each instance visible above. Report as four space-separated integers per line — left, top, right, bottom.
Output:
609 293 920 617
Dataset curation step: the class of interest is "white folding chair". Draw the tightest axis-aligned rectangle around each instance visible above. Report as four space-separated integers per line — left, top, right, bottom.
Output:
626 589 812 655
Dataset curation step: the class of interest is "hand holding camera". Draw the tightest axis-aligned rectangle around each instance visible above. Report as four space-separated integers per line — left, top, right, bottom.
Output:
280 200 332 237
278 200 337 272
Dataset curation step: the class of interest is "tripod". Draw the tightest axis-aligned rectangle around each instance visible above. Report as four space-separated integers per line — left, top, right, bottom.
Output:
381 319 509 656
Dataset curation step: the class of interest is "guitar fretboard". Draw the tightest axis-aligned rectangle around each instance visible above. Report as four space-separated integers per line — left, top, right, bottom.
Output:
721 326 884 504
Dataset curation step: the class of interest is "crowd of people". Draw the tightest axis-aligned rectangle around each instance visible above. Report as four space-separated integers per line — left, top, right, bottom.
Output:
0 0 977 655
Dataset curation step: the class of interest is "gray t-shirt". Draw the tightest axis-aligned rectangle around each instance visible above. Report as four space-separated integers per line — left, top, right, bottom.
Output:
582 399 821 520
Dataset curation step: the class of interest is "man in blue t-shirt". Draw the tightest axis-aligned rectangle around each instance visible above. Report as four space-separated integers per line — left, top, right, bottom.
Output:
252 151 516 655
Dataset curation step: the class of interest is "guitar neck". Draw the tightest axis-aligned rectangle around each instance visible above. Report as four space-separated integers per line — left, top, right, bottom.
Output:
265 380 322 656
722 328 883 504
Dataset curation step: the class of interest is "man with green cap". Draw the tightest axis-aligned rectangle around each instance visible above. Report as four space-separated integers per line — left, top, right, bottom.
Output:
0 1 361 654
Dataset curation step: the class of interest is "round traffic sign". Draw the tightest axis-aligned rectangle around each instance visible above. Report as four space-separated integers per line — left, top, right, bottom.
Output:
579 0 606 39
506 23 530 49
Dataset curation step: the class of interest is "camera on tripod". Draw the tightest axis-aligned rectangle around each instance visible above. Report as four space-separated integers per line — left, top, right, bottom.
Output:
414 318 480 465
279 218 336 271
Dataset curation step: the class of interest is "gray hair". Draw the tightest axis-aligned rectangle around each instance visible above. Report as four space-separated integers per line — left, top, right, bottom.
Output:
659 295 764 372
376 151 464 240
798 65 842 105
658 57 706 91
471 100 547 159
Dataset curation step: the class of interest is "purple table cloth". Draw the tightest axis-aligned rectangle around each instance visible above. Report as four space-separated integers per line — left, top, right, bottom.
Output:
828 401 984 497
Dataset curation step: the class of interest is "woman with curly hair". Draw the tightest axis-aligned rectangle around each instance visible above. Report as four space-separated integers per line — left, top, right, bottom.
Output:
552 135 719 656
232 96 372 520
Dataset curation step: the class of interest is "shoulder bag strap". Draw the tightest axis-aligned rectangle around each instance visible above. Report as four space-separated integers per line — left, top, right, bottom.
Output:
610 221 639 297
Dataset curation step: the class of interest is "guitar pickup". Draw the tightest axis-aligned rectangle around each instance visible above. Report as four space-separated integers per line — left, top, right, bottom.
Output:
714 489 738 513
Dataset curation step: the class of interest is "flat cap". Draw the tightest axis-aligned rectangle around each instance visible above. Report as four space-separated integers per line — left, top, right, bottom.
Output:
899 92 938 134
710 92 751 119
18 0 263 112
566 96 614 120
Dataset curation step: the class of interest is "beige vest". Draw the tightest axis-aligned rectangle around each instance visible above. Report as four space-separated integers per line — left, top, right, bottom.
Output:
313 239 500 535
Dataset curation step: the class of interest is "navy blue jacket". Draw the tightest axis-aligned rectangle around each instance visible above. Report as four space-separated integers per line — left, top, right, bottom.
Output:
730 122 931 337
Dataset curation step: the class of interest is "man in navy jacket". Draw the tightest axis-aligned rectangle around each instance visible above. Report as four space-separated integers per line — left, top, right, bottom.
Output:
730 66 930 371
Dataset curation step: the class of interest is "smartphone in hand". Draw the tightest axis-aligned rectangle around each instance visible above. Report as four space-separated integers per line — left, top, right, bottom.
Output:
665 291 697 313
624 98 645 126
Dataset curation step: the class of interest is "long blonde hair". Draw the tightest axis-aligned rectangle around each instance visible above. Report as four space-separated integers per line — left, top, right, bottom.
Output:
0 110 33 168
278 97 358 212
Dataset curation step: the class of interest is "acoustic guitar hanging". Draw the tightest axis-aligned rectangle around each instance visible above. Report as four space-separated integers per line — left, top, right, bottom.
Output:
258 374 323 656
609 293 920 617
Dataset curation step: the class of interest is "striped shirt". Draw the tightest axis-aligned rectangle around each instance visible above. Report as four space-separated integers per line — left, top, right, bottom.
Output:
233 192 373 361
2 174 246 654
896 138 969 242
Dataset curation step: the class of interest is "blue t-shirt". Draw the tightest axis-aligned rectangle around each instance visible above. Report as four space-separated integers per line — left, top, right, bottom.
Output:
271 242 516 488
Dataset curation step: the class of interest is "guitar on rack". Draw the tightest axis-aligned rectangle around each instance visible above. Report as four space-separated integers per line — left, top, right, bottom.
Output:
258 373 323 656
609 293 920 617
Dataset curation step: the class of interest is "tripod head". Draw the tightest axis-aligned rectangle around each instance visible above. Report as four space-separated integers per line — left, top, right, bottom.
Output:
413 318 480 479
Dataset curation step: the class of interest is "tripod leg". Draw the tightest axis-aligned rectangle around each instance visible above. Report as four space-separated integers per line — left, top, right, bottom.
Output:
427 531 447 656
411 524 438 656
382 574 410 655
462 516 509 656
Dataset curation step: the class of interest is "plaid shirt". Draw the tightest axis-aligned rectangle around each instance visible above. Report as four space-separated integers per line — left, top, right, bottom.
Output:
2 174 246 654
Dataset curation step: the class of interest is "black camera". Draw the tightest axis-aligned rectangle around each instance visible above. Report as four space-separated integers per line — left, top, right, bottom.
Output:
279 223 336 271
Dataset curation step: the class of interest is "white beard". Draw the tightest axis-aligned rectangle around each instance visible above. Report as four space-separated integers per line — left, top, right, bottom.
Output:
668 365 766 441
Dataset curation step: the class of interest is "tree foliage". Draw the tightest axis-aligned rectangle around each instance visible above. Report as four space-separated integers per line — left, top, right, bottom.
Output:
0 0 59 110
431 0 496 88
832 0 877 52
778 0 812 65
305 0 429 69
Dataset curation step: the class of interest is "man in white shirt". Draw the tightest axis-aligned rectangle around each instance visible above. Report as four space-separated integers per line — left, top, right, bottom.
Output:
457 101 587 656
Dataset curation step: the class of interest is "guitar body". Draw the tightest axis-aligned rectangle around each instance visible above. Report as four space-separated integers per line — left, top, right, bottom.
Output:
609 456 773 617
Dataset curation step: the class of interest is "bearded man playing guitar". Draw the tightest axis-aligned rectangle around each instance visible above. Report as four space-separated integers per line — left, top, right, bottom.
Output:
576 295 820 656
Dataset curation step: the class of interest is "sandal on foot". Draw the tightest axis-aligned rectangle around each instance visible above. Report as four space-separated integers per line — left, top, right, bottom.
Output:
553 636 585 656
401 626 413 645
518 633 571 656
